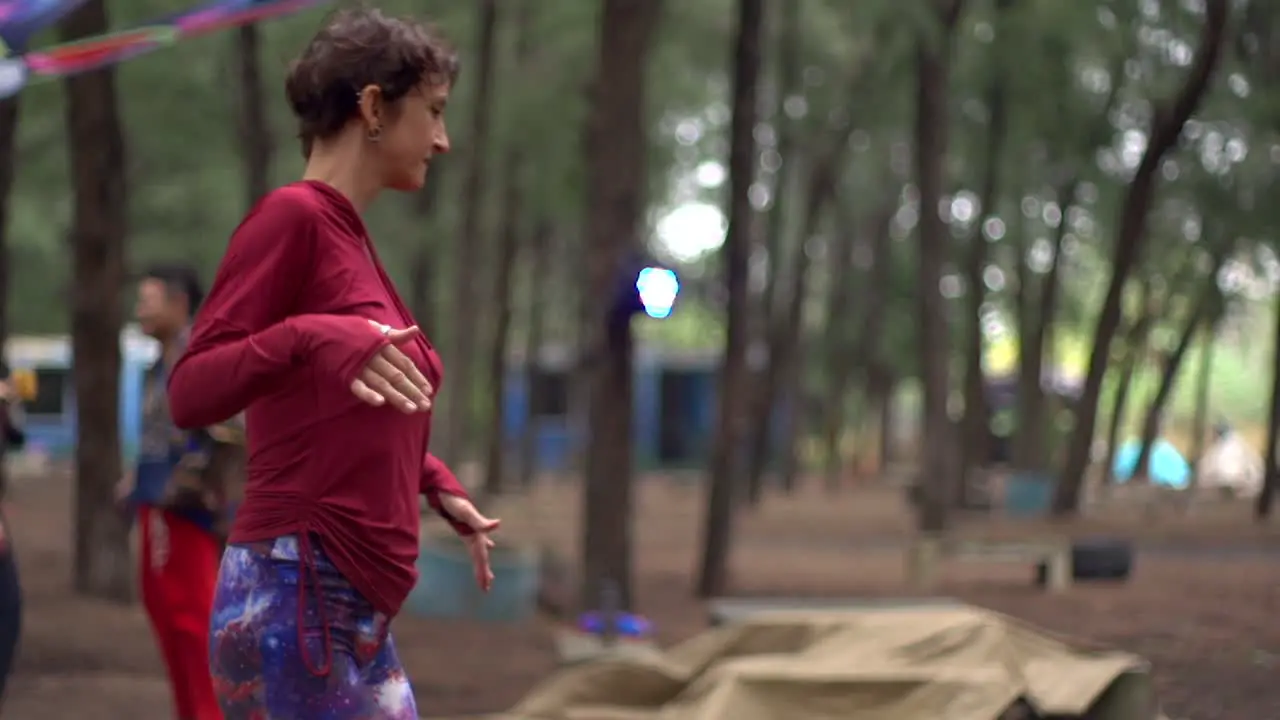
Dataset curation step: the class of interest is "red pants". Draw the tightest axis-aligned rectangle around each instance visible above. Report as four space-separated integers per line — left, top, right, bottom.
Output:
139 504 223 720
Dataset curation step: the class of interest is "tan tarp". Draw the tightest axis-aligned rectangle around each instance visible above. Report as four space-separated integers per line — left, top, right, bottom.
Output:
485 606 1160 720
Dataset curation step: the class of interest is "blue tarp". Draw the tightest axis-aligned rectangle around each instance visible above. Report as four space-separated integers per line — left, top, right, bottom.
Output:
1111 438 1190 489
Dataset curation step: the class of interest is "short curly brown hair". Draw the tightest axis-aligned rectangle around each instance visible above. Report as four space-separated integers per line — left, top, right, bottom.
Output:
284 8 460 157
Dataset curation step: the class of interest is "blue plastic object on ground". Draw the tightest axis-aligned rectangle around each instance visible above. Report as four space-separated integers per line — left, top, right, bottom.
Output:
577 611 652 638
1004 471 1056 518
404 537 540 622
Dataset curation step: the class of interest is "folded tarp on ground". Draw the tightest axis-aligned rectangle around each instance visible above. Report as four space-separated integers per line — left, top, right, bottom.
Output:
477 604 1160 720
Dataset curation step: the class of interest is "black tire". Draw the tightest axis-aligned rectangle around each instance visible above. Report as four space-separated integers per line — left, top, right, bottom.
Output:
1036 538 1133 585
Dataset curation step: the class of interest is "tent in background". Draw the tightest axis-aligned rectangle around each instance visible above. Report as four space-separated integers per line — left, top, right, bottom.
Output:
1111 438 1190 489
1197 429 1263 497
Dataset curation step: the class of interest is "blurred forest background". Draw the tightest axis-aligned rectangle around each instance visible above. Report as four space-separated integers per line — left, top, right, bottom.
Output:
0 0 1275 600
6 1 1280 717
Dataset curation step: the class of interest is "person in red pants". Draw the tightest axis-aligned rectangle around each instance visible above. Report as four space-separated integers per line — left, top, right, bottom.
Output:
119 265 242 720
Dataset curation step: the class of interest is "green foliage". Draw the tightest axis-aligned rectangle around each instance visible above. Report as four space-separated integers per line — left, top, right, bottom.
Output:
4 0 1279 444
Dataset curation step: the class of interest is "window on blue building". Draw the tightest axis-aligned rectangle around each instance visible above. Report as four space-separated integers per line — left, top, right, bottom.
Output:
528 368 569 417
26 368 68 416
658 370 702 464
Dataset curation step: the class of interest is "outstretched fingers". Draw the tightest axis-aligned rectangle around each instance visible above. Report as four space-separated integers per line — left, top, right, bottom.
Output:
379 342 434 398
350 378 387 406
364 354 430 412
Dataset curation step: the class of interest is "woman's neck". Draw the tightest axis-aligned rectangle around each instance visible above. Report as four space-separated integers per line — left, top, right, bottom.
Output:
302 138 380 212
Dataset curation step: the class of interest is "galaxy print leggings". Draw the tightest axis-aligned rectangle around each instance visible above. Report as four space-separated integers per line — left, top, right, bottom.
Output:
208 535 418 719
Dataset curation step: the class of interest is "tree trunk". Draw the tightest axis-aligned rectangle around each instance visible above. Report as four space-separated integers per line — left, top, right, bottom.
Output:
517 222 552 490
1188 318 1215 485
877 373 897 469
859 180 899 479
817 217 860 493
913 0 964 533
479 180 518 497
744 86 858 506
1012 179 1075 471
958 0 1011 503
742 0 801 503
441 0 499 464
408 164 447 339
695 0 762 598
1132 261 1223 482
818 395 845 491
1099 288 1157 486
0 97 19 500
819 201 894 491
234 23 272 207
62 0 132 602
1012 54 1124 472
761 0 800 318
1256 286 1280 520
1054 0 1228 515
772 355 803 494
580 0 663 611
1100 350 1141 487
481 0 533 498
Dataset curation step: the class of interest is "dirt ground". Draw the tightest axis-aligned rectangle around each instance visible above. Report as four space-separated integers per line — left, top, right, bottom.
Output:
4 472 1280 719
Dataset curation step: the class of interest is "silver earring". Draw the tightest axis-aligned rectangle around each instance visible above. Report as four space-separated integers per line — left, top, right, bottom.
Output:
367 126 382 142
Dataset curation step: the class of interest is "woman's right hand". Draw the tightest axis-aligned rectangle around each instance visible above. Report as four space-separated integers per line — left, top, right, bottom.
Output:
349 321 434 413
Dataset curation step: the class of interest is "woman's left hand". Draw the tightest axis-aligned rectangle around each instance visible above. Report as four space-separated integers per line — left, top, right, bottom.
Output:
439 494 500 592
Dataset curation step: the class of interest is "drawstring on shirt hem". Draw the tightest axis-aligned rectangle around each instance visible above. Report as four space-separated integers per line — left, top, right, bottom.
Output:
296 528 333 678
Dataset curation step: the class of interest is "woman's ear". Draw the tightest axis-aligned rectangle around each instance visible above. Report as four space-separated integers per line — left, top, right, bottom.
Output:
356 84 384 131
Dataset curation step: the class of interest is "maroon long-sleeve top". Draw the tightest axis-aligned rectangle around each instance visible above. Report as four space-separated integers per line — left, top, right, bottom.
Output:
168 180 471 623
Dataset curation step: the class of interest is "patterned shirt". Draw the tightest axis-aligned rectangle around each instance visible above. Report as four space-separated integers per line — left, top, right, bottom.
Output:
134 329 243 535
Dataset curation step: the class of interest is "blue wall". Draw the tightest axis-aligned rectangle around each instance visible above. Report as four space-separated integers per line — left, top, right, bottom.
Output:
501 351 757 472
500 367 577 472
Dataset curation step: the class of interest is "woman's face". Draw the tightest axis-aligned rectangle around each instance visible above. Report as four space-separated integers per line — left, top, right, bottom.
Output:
377 81 452 192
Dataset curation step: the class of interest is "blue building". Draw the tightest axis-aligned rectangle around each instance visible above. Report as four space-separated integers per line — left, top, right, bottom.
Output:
7 327 159 459
501 345 739 472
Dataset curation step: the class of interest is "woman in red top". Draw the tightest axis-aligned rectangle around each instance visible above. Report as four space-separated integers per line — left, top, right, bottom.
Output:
167 9 498 719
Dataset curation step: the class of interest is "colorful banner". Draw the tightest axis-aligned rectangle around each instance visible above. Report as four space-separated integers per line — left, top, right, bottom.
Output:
0 0 88 53
0 0 330 100
169 0 325 38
